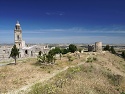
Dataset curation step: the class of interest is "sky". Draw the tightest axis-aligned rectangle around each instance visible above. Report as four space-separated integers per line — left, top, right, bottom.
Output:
0 0 125 44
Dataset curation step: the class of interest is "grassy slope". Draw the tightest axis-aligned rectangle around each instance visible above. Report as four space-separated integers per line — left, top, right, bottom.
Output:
28 52 125 94
0 53 87 93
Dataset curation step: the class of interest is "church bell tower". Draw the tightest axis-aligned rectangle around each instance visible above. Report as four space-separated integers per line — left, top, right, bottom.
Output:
14 21 22 49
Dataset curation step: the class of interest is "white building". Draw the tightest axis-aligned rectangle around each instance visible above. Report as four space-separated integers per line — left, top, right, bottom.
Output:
14 21 50 58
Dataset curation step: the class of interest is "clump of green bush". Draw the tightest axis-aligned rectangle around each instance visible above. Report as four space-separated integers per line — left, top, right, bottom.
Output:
68 66 81 74
28 83 57 94
86 57 97 63
121 92 125 94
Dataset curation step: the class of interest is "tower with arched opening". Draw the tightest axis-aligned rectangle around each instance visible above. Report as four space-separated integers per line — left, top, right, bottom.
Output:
14 21 22 49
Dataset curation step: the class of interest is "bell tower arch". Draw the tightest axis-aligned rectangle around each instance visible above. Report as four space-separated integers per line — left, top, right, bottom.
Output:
14 21 22 49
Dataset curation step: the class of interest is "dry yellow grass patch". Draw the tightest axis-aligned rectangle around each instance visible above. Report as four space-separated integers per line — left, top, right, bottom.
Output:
28 52 125 94
0 53 87 93
0 58 43 93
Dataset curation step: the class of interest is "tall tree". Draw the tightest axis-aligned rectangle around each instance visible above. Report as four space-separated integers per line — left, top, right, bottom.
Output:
49 47 61 55
49 47 62 60
38 51 42 56
10 45 20 65
104 45 110 51
122 51 125 59
69 44 77 53
46 54 54 63
62 49 69 54
110 46 116 54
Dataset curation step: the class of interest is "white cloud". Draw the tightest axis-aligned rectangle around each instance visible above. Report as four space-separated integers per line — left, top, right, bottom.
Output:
1 26 125 34
23 35 125 44
0 26 125 44
35 27 125 34
45 11 64 16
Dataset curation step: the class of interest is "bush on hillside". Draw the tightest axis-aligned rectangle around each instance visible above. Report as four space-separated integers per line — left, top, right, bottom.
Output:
110 46 116 54
69 44 77 53
104 45 110 51
122 51 125 59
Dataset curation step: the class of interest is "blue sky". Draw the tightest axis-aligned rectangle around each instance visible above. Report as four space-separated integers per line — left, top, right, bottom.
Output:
0 0 125 44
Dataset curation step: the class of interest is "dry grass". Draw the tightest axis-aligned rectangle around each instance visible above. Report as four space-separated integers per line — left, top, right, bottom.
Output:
0 53 87 93
28 51 125 94
1 51 125 94
0 58 41 93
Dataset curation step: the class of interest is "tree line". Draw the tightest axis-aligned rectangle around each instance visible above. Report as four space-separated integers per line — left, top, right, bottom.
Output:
37 44 77 64
104 45 125 59
9 44 125 65
103 45 116 54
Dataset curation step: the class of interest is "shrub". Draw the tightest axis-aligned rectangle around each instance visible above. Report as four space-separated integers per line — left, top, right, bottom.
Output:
68 67 81 74
104 45 110 51
67 55 73 61
61 49 69 54
29 83 57 94
86 57 97 63
38 51 42 56
121 92 125 94
122 51 125 58
68 44 77 53
107 74 122 86
110 46 116 54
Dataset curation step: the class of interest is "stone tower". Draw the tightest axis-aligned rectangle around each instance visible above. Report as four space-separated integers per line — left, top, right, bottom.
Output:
14 21 22 49
95 42 102 52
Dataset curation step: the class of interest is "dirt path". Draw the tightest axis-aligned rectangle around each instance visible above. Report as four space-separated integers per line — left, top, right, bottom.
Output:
7 62 85 94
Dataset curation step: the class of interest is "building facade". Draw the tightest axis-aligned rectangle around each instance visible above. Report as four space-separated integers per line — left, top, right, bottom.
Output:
14 21 50 58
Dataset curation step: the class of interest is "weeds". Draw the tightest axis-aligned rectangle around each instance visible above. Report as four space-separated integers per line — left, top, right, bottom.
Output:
68 66 81 74
0 73 6 79
55 78 66 88
29 83 57 94
107 74 123 86
86 57 97 63
121 92 125 94
67 55 74 61
28 66 83 94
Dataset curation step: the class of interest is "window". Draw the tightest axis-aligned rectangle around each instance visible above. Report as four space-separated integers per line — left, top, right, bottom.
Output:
17 35 19 40
25 50 28 54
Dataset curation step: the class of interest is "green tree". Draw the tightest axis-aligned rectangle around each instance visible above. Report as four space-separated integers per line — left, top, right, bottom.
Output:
69 44 77 53
54 47 62 54
62 48 69 54
10 45 19 65
104 45 110 51
38 51 42 56
122 51 125 58
49 47 62 55
110 46 116 54
54 47 62 60
49 47 62 60
46 54 54 63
